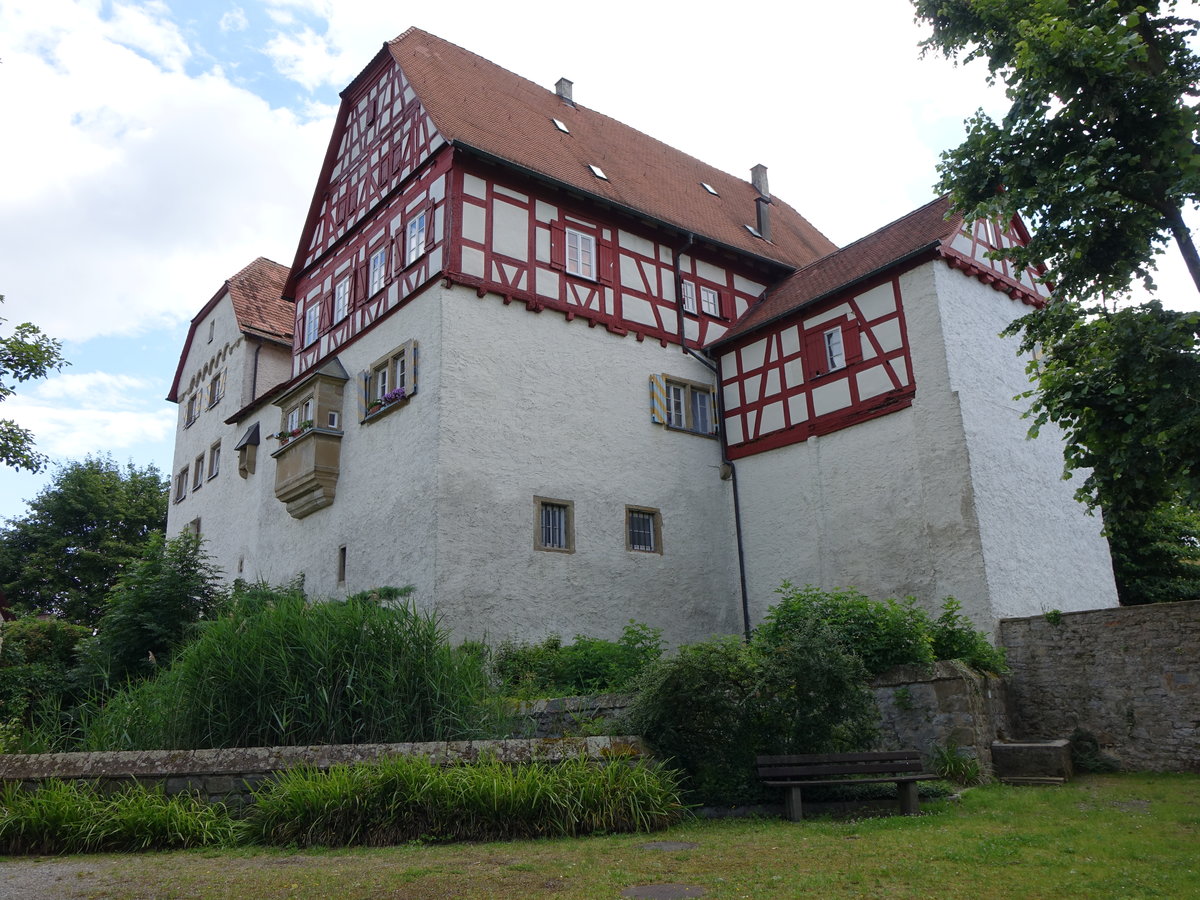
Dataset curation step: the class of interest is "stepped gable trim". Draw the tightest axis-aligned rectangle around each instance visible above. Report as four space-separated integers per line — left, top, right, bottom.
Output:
167 258 290 403
387 28 835 269
713 196 1047 349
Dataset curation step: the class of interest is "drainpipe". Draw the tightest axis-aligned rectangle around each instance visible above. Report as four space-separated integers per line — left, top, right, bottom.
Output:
250 338 263 402
672 236 754 640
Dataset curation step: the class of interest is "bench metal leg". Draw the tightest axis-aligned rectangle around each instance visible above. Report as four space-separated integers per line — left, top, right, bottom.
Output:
898 781 920 816
785 786 804 821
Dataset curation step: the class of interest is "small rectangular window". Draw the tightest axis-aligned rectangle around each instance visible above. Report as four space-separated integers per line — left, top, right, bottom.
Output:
364 340 417 416
174 468 188 503
287 407 300 432
681 281 697 315
666 383 686 429
659 376 716 436
369 246 388 295
192 455 204 490
565 228 596 279
824 327 846 371
535 497 574 553
186 394 200 426
626 507 662 554
208 442 220 479
337 545 347 583
207 321 215 343
690 390 712 436
304 303 320 347
206 371 224 409
334 276 350 322
406 211 428 266
700 286 720 317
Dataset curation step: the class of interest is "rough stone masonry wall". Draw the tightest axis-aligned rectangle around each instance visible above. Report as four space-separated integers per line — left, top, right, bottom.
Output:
999 600 1200 771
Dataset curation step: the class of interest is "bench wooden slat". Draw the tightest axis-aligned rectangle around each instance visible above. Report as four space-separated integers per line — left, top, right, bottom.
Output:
758 761 925 778
755 750 935 821
757 751 920 765
762 774 938 787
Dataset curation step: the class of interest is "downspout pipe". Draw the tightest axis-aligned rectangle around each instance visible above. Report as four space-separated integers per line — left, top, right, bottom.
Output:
672 236 754 641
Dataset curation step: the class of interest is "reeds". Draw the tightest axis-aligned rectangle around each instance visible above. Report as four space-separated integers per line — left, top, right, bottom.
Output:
82 592 505 750
0 780 237 855
244 753 687 847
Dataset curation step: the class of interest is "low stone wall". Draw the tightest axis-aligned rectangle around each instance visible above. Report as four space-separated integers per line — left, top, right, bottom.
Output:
0 736 645 808
872 661 1008 771
514 694 632 738
999 600 1200 771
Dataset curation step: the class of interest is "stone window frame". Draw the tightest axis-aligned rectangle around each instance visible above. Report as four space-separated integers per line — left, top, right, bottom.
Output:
625 505 662 554
534 496 575 554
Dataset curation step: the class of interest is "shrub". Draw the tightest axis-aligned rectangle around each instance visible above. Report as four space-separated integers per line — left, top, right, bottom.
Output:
0 780 236 855
0 617 89 752
244 753 685 847
930 599 1008 674
623 628 876 804
81 585 504 750
492 620 664 697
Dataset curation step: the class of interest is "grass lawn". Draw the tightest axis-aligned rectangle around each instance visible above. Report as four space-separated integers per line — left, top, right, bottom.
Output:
1 774 1196 899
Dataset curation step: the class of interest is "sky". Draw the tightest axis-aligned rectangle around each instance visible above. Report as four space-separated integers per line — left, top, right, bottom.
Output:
0 0 1197 523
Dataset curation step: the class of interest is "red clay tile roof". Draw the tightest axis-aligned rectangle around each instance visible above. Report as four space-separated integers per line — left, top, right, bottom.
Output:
227 257 292 342
388 28 836 268
713 196 963 346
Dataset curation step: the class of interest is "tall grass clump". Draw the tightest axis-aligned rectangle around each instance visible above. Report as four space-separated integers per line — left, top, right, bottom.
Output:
0 780 236 855
244 753 685 847
83 585 504 750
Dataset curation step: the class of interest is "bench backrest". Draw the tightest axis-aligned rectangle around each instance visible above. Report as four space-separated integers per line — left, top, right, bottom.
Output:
756 750 925 780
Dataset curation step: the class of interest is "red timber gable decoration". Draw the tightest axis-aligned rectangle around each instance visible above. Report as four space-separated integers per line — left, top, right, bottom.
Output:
711 196 1049 459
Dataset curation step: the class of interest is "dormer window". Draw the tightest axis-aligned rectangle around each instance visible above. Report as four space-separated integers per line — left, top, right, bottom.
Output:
588 164 608 180
552 118 570 133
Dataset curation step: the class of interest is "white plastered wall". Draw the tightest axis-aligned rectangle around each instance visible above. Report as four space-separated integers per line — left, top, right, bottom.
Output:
734 260 1117 633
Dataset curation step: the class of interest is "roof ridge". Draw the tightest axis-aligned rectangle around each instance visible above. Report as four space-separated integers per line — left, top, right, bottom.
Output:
798 195 956 273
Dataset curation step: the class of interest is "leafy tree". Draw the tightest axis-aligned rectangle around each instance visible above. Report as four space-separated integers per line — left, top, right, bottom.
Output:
915 0 1200 299
76 531 224 688
0 295 68 471
0 456 168 624
1012 300 1200 602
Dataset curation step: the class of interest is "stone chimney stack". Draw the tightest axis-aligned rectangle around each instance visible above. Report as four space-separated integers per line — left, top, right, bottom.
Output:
556 78 575 107
751 164 772 241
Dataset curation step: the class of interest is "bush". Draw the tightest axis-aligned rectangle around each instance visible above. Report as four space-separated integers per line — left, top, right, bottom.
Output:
244 753 685 847
0 780 236 855
930 599 1008 674
0 617 89 752
492 620 664 697
624 628 876 804
81 585 505 750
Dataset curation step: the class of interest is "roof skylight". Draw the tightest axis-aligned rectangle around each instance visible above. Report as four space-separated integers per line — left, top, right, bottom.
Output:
744 224 764 238
588 164 608 180
701 182 719 196
552 118 570 133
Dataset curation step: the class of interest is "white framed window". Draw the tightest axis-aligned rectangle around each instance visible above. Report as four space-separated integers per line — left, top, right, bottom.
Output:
185 394 200 426
565 228 596 279
626 506 662 554
700 286 720 317
406 210 428 266
208 442 220 480
655 375 716 436
304 303 320 347
824 327 846 371
333 276 350 322
365 340 417 416
535 497 574 552
286 407 300 433
192 454 205 490
373 362 390 401
369 246 388 295
174 468 188 503
681 281 697 314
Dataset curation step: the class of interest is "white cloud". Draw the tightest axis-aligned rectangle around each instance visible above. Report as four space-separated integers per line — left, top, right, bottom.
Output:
106 0 192 73
219 7 249 32
30 372 157 411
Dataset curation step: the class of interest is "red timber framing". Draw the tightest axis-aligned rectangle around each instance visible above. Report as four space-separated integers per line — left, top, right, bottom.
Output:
287 52 451 379
939 216 1050 307
719 272 916 460
442 160 775 350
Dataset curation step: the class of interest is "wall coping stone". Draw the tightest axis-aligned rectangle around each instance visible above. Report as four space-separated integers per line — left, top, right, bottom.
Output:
0 736 645 782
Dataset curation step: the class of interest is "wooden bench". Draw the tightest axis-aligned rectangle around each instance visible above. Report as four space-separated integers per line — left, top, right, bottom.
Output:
756 750 938 820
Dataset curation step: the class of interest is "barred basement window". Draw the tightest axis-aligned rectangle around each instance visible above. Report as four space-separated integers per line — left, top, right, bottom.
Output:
626 506 662 554
535 497 574 553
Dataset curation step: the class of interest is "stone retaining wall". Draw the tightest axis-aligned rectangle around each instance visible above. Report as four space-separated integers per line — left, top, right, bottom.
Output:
0 736 644 808
999 600 1200 771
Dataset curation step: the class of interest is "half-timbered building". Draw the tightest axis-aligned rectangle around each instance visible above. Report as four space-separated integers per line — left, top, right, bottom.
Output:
166 29 1117 642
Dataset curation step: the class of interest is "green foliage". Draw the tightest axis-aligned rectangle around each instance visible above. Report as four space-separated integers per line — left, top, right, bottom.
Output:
931 599 1008 674
761 583 936 677
930 742 986 786
81 585 504 750
915 0 1200 301
1008 301 1200 603
75 531 225 689
624 629 876 804
244 753 685 848
491 620 664 697
0 296 68 472
0 455 169 624
0 780 236 855
1043 608 1064 625
1068 728 1122 773
0 617 89 750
